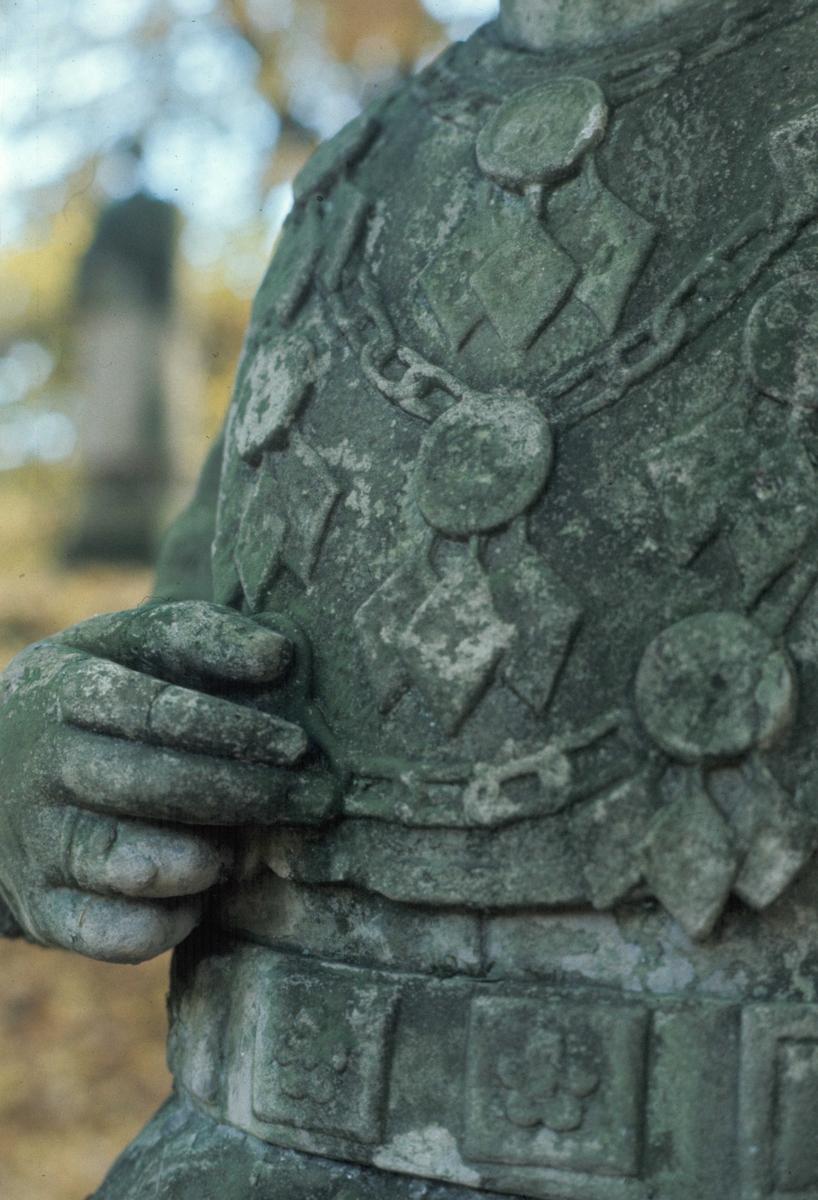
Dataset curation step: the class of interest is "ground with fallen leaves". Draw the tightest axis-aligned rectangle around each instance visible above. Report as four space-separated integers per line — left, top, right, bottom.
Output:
0 941 172 1200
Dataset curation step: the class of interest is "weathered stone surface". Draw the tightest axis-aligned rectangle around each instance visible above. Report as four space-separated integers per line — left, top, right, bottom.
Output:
91 1093 493 1200
470 217 579 353
353 561 429 713
262 815 587 908
709 757 818 911
490 550 582 715
251 961 400 1144
235 466 287 611
646 401 818 605
499 0 694 51
570 775 657 910
421 194 580 353
739 1005 818 1199
548 160 656 337
232 334 316 465
222 871 482 975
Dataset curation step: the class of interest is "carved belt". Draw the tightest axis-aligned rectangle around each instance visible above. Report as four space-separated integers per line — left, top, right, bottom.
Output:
170 944 818 1200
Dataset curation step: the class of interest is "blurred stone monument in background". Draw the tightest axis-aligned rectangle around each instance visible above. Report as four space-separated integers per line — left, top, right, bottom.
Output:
65 190 176 565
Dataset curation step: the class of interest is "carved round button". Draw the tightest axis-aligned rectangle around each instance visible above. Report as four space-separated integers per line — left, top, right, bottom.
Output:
414 395 553 537
744 273 818 408
635 613 795 764
476 78 608 193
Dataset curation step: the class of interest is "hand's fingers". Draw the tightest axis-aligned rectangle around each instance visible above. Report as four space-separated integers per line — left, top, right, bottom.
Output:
63 809 227 899
51 725 339 826
57 657 307 766
55 600 292 688
33 887 201 963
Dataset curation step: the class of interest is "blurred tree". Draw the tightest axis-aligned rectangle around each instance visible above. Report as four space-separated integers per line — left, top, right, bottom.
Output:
0 0 505 591
0 0 497 545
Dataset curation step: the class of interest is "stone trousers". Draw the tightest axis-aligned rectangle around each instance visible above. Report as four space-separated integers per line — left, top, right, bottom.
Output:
90 1094 505 1200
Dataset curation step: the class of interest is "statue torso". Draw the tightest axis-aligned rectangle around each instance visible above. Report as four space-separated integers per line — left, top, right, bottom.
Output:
172 5 818 1195
212 0 818 919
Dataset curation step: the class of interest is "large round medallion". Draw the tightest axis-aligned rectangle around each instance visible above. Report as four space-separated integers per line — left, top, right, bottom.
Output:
476 78 608 192
635 612 795 763
413 395 553 537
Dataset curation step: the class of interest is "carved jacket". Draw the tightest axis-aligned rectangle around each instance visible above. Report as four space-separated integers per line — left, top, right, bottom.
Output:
158 3 818 1195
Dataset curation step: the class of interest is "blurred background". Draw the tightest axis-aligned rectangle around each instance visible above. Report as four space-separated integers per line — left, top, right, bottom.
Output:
0 0 498 1195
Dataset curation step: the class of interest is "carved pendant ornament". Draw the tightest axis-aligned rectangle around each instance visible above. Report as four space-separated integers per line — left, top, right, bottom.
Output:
208 3 818 951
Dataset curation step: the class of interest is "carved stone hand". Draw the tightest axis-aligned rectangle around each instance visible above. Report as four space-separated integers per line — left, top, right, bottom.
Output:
0 601 336 963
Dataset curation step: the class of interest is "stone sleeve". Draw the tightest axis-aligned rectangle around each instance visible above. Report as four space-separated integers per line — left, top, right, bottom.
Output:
0 892 23 939
152 430 225 604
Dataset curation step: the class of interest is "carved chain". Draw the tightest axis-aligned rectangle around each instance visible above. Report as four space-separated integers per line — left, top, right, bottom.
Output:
323 150 818 437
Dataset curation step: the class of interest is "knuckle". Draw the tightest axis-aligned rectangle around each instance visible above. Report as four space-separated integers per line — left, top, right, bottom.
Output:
1 641 75 710
58 659 162 739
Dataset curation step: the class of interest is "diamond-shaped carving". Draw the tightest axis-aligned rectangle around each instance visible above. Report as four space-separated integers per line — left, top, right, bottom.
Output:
646 404 747 566
418 203 495 349
279 434 341 584
354 546 581 730
646 405 818 603
292 111 380 204
232 435 341 606
727 438 818 605
256 198 323 328
470 219 578 352
643 765 739 940
571 775 658 910
549 161 655 336
709 757 818 911
236 467 287 610
353 562 429 713
420 195 577 353
490 550 582 715
233 334 315 465
396 557 514 735
419 157 654 356
318 182 371 293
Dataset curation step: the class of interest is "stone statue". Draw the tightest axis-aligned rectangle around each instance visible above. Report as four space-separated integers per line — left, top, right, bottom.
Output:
2 0 818 1194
